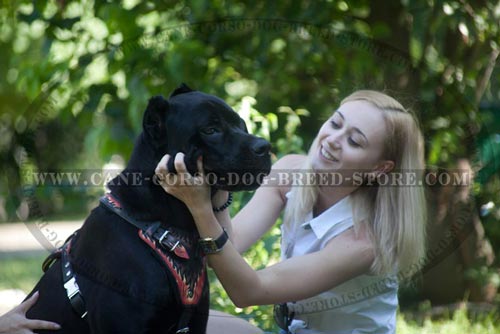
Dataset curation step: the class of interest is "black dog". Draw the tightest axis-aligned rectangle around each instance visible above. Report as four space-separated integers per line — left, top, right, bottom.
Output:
25 84 271 333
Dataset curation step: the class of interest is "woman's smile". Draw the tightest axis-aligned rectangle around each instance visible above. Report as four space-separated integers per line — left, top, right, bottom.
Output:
320 145 338 162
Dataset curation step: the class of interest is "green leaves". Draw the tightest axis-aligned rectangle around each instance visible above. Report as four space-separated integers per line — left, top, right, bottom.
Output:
1 2 500 328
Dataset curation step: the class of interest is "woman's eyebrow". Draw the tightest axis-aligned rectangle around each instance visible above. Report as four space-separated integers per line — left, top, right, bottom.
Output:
336 111 369 143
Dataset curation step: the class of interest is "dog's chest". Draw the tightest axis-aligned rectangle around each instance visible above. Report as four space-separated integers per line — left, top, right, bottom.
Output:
138 229 207 306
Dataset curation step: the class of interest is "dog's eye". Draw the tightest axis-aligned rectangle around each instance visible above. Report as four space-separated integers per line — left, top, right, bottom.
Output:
201 127 219 135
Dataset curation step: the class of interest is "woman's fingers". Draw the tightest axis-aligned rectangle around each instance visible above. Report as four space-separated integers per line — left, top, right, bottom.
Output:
26 319 61 330
153 153 210 208
18 291 39 313
155 152 189 174
155 154 170 175
196 156 204 176
155 152 203 186
173 152 187 174
6 291 62 332
155 152 207 190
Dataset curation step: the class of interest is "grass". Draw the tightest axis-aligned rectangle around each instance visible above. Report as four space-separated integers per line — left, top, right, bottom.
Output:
397 308 500 334
0 255 46 292
1 256 499 333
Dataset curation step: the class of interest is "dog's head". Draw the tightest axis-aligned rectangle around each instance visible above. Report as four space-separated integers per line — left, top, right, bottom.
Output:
143 84 272 191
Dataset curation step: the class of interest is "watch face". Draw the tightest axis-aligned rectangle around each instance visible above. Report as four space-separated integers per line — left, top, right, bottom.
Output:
199 229 228 254
200 241 220 254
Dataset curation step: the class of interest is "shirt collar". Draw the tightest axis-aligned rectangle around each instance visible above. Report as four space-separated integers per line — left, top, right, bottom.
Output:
300 196 353 239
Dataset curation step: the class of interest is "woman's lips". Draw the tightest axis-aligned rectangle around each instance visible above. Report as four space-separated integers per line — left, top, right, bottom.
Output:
320 145 338 162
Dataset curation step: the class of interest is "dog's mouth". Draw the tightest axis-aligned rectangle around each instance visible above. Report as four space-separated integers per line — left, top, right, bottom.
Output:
182 135 272 191
204 163 271 191
211 171 269 191
166 148 271 191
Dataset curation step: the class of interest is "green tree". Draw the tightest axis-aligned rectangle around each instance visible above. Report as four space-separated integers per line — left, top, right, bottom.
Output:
1 0 500 330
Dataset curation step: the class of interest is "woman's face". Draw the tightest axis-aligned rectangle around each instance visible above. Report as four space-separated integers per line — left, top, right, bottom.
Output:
311 100 390 177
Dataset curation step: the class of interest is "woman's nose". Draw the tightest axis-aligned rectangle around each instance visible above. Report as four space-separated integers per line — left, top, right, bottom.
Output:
326 134 342 150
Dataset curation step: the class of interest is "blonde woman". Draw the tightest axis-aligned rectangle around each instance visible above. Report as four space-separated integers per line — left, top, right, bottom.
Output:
156 90 426 334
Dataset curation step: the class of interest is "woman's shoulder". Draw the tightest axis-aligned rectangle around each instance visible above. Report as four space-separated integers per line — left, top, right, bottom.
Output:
267 154 307 199
272 154 307 169
269 154 307 186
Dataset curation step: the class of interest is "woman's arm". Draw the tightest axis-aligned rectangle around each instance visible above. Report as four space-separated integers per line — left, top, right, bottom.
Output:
219 228 374 307
159 154 300 254
156 153 375 307
192 204 374 307
227 154 303 253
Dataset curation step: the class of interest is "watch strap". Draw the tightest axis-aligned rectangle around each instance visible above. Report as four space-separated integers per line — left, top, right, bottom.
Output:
199 229 229 255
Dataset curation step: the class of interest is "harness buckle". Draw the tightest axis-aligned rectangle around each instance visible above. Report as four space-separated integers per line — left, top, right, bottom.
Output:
64 276 88 318
64 277 80 299
158 230 170 244
170 241 180 252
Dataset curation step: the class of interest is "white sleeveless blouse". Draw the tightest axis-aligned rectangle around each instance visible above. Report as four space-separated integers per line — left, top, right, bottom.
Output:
281 194 398 334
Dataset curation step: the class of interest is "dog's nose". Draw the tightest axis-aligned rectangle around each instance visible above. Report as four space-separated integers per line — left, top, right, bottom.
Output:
251 139 271 156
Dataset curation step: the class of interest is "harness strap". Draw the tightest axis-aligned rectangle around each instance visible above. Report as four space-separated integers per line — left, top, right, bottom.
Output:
101 193 159 230
100 193 205 333
100 194 190 259
42 229 79 273
61 232 88 319
42 249 61 272
176 307 193 333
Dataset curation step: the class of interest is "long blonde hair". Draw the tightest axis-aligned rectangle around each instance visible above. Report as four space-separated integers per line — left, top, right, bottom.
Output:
283 90 426 277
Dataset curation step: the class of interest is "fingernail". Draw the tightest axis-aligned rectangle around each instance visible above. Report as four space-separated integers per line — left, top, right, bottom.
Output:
53 323 62 329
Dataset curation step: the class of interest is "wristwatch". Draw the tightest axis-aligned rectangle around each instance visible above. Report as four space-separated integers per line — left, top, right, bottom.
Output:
199 229 229 255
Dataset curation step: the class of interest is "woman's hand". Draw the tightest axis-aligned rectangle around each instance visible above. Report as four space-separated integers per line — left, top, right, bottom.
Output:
0 291 61 334
155 152 212 215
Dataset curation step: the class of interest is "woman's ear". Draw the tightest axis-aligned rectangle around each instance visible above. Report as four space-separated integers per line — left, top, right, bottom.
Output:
374 160 395 175
363 161 395 185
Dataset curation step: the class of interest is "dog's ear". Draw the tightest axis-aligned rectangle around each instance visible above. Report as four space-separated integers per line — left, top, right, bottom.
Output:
143 96 169 144
169 83 194 97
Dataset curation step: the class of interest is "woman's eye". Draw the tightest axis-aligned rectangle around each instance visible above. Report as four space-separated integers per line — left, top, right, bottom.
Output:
348 137 361 147
330 120 341 129
201 127 219 135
